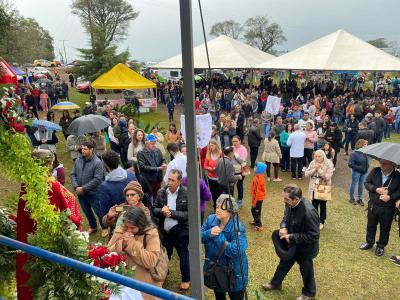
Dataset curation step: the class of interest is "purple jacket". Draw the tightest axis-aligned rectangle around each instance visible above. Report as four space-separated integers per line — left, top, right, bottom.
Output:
181 177 211 213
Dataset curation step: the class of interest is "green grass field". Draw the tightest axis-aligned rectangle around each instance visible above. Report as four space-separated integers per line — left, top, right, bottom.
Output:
1 89 400 299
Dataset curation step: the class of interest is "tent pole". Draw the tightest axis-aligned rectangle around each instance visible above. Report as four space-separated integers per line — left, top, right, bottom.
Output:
179 1 204 299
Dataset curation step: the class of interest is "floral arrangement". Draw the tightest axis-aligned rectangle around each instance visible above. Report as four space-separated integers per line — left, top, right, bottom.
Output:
88 244 136 298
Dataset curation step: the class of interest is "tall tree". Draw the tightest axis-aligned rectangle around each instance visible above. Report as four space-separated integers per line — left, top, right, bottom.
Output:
209 20 243 39
71 0 139 80
243 15 286 54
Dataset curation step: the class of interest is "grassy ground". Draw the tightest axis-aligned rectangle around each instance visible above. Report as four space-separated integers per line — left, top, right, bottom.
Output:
1 90 400 299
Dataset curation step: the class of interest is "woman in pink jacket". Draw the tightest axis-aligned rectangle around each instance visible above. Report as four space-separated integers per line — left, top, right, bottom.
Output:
303 121 318 169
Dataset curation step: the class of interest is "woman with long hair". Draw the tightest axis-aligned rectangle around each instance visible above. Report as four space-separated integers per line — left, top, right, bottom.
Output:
280 123 293 172
262 132 282 182
108 206 164 300
348 139 369 206
204 139 222 209
46 110 55 122
165 122 181 144
59 110 72 140
108 117 120 153
127 129 146 163
322 142 335 163
305 150 334 230
231 135 248 208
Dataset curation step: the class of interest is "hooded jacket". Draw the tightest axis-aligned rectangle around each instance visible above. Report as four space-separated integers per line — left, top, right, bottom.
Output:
250 163 267 206
98 167 137 217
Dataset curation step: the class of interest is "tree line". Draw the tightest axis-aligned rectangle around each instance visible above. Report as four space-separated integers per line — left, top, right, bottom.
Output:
0 0 54 65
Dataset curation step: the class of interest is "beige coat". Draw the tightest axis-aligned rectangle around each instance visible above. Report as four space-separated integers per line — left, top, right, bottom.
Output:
262 138 282 164
108 227 164 300
304 159 334 200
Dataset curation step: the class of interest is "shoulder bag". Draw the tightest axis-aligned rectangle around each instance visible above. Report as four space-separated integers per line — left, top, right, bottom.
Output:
143 234 169 282
204 241 236 292
314 178 332 201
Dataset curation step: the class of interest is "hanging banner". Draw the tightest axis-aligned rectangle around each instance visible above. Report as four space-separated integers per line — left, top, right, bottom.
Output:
180 113 212 148
139 98 157 108
265 95 281 115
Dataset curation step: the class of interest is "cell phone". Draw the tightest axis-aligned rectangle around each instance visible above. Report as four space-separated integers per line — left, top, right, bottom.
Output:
115 205 129 212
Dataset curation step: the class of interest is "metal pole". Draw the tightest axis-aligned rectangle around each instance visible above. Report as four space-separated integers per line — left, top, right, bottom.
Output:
179 0 204 299
0 235 194 300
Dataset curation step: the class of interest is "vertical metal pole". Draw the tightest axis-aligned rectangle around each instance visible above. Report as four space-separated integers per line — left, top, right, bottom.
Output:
179 0 204 299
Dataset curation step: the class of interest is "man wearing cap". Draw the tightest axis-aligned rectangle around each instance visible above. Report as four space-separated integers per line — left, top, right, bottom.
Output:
137 133 166 202
263 184 320 300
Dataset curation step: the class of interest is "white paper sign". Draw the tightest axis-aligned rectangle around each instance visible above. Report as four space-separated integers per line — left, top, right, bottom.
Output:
265 95 281 115
180 113 213 148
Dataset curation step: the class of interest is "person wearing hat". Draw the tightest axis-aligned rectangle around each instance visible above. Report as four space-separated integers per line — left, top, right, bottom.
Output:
103 180 151 230
262 184 319 300
202 194 248 299
137 133 166 201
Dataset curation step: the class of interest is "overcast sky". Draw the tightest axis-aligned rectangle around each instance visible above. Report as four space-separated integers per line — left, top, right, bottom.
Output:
13 0 400 63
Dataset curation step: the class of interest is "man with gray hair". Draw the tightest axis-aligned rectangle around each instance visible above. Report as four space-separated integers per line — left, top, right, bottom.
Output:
153 169 190 291
262 184 319 300
286 124 306 179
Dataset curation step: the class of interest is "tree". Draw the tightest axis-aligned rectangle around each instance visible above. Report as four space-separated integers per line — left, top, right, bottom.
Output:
71 0 138 79
243 15 286 54
209 20 243 39
367 38 390 49
0 1 54 64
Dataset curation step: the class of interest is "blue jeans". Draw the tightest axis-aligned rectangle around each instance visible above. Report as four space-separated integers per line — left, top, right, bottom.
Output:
78 194 105 229
349 170 366 201
263 123 271 137
395 119 400 133
384 124 392 139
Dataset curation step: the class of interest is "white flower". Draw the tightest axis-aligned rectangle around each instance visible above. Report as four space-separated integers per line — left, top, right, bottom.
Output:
115 266 119 271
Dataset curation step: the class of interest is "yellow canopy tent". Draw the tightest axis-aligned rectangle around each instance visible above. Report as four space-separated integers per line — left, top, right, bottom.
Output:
91 63 156 89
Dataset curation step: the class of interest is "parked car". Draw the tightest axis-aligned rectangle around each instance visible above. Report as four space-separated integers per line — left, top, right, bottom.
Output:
53 60 62 67
34 59 56 67
76 77 91 93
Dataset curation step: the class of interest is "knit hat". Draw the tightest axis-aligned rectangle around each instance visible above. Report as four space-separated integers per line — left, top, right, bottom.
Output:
123 180 144 196
255 162 267 174
145 133 157 142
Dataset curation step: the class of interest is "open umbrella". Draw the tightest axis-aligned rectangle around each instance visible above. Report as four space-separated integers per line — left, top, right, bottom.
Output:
36 78 52 85
68 114 111 136
32 119 62 131
356 142 400 165
52 101 80 110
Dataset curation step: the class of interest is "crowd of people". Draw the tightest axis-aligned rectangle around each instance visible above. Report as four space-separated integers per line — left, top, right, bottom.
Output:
15 71 400 300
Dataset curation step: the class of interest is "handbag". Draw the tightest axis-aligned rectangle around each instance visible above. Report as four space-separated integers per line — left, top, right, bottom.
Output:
242 165 251 176
204 241 236 292
143 234 169 282
314 180 332 201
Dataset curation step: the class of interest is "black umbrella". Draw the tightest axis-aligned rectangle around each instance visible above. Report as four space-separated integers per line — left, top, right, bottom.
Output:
67 114 111 136
356 142 400 165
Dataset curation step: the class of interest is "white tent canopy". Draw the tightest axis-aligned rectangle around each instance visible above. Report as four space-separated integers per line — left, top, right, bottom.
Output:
152 35 275 69
258 29 400 71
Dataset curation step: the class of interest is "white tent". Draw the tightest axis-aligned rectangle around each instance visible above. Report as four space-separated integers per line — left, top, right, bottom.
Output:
258 29 400 71
152 35 276 69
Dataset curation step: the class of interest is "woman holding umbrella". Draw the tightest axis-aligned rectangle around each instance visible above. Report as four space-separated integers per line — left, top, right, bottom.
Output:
59 110 72 139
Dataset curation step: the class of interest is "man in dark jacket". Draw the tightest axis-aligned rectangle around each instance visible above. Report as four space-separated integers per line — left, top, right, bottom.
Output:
325 122 342 166
263 184 320 300
153 169 190 290
215 146 242 196
356 121 375 145
98 150 137 237
373 111 386 143
232 105 246 142
71 140 105 234
248 118 263 168
137 134 166 201
359 159 400 256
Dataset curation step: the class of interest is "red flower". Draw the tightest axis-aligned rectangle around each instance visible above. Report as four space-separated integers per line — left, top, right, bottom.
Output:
89 245 109 259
